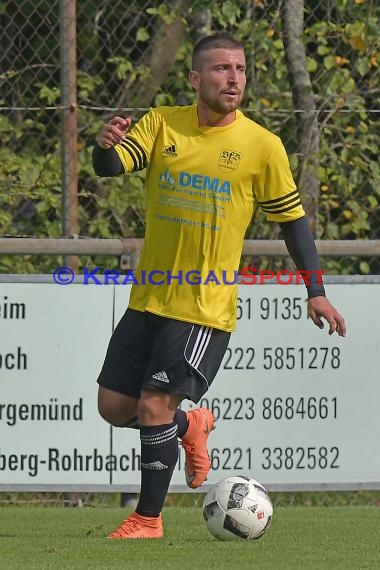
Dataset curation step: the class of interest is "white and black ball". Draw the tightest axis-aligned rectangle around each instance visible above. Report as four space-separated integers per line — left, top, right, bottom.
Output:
203 475 273 541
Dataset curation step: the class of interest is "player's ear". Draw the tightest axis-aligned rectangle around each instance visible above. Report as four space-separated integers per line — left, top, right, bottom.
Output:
189 70 200 90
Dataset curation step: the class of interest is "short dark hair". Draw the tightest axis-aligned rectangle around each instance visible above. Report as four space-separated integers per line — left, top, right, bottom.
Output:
192 33 244 71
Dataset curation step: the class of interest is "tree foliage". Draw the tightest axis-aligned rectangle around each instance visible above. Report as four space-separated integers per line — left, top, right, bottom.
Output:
0 0 379 273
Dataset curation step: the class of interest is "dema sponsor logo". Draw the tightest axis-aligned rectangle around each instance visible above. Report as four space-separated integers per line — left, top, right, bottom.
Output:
160 168 176 185
159 169 231 196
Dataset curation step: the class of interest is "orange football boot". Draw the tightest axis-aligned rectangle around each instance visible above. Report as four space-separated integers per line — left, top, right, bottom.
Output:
107 512 163 539
181 408 215 489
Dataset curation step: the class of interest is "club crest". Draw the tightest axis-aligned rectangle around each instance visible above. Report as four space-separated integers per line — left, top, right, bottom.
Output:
218 149 242 172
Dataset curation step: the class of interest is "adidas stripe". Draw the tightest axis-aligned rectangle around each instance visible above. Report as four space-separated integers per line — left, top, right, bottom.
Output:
185 326 212 382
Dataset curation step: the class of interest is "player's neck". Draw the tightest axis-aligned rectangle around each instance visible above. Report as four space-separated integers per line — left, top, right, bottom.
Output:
196 105 236 127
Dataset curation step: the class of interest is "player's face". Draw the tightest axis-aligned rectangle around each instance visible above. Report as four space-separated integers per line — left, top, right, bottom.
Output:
190 48 246 122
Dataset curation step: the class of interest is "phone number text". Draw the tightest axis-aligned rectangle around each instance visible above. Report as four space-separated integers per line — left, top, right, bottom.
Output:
223 346 341 370
237 296 307 321
196 396 338 421
185 446 340 471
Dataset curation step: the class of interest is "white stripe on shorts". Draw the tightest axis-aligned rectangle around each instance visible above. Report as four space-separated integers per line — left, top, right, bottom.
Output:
186 326 212 372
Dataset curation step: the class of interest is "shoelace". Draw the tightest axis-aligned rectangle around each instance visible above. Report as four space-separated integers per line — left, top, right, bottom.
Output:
112 517 142 537
181 442 194 455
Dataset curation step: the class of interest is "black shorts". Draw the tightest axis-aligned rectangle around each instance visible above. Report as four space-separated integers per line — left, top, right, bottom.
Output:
97 308 230 403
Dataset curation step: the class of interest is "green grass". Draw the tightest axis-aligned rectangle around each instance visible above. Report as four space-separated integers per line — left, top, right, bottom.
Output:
0 506 379 570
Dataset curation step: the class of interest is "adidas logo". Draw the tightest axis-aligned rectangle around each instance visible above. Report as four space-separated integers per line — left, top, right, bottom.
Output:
162 144 177 157
141 461 168 470
152 370 169 383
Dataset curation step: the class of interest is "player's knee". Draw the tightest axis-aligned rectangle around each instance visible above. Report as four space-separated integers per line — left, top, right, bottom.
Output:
137 391 179 425
98 408 137 427
98 403 124 426
97 386 137 426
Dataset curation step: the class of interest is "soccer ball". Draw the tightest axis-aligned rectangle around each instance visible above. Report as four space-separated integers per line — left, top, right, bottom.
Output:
202 475 273 541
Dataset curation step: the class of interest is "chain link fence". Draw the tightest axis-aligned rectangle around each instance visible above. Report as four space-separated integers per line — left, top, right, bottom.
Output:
0 0 379 274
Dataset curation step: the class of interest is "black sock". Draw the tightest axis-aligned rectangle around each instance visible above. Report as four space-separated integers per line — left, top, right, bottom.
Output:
174 409 189 438
136 422 178 517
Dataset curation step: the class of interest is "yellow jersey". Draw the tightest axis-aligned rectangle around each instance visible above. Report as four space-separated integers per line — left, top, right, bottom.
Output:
114 105 305 331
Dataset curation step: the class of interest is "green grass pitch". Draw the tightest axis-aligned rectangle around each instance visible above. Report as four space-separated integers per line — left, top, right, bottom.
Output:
0 506 378 569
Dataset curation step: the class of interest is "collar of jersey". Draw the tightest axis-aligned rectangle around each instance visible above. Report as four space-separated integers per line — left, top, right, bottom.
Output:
193 105 243 133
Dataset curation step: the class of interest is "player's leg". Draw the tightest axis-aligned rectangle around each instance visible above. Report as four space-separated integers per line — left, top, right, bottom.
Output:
97 308 152 426
100 311 230 538
175 323 230 488
108 388 181 539
143 316 231 489
96 308 165 538
136 390 182 514
109 314 213 539
99 310 183 539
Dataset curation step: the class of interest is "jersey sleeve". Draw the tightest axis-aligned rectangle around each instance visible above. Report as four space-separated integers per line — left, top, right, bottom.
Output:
114 108 162 173
255 137 305 222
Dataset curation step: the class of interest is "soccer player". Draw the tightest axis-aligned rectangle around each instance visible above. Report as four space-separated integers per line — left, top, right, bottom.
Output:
92 33 346 539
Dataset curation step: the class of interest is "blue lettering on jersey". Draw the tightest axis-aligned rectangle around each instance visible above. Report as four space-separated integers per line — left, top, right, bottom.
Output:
178 171 231 196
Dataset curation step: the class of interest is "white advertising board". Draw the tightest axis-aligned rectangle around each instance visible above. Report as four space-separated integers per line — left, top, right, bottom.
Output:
0 283 114 486
0 279 379 491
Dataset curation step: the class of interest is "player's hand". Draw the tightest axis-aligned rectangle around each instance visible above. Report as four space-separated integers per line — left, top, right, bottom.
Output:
307 296 346 337
97 116 132 149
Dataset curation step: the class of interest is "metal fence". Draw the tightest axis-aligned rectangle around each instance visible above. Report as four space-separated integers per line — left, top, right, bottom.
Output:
1 0 379 274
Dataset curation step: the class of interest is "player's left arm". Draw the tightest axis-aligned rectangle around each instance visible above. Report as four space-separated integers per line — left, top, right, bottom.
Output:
279 216 346 337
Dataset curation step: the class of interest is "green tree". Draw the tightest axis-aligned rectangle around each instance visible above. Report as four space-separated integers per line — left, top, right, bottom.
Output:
0 0 379 274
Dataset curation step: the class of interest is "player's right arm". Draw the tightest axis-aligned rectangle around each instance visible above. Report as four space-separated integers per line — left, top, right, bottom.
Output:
98 116 132 149
92 109 161 177
92 116 131 177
